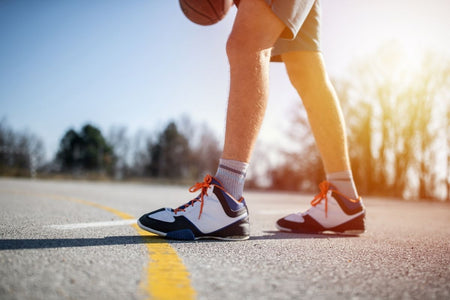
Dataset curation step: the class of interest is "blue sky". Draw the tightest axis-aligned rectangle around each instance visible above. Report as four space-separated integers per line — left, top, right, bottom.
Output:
1 0 449 160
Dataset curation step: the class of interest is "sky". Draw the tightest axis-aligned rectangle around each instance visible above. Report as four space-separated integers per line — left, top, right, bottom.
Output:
1 0 449 161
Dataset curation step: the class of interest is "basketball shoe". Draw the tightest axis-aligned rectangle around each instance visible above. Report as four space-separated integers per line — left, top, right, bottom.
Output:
276 181 365 235
137 175 249 240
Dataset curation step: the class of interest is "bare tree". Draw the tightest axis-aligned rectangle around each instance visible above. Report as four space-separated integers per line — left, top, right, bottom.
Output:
334 44 450 200
107 125 130 179
0 119 45 177
447 108 450 202
177 116 222 179
130 129 152 177
269 103 324 192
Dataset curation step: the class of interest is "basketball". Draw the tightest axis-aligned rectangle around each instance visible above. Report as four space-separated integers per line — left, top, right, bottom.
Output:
179 0 234 26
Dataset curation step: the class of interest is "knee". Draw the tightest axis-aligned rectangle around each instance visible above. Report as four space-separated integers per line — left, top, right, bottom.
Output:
226 31 272 64
283 52 331 98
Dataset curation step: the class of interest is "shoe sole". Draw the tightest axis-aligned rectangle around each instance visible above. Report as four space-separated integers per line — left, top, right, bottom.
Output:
276 213 366 235
137 219 250 241
276 224 366 236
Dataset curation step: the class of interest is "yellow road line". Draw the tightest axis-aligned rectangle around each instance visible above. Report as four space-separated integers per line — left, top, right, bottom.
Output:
3 189 196 300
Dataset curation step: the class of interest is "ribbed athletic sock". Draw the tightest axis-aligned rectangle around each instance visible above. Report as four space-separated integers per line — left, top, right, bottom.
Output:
326 170 359 200
215 158 249 200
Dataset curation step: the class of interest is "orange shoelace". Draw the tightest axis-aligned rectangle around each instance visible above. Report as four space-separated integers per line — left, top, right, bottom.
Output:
311 181 361 218
173 174 244 219
173 174 214 219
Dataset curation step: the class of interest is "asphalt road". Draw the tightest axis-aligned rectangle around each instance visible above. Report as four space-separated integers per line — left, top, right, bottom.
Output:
0 178 449 300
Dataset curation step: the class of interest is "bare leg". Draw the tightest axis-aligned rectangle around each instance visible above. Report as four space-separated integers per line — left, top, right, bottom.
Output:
276 53 365 235
282 51 351 174
221 0 285 163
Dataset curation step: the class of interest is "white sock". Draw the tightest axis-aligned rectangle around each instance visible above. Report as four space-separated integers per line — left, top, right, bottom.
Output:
215 158 248 200
326 170 359 200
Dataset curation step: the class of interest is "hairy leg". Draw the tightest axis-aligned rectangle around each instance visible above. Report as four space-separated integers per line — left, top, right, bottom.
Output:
222 0 285 163
282 51 351 174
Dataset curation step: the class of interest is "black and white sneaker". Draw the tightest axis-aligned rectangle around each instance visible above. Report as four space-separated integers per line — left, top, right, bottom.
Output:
276 181 366 235
138 175 249 241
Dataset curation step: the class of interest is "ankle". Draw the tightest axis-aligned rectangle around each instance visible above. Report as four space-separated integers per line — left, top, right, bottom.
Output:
326 170 359 200
215 158 248 200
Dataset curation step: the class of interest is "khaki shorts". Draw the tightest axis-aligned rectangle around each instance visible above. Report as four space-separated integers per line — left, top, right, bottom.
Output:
234 0 321 62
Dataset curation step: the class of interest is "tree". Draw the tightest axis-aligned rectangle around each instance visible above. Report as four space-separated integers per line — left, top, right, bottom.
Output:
269 104 324 192
129 129 152 177
278 44 449 200
141 118 222 181
334 44 450 200
0 119 45 177
56 124 114 174
179 117 222 179
147 121 191 179
107 126 130 179
447 108 450 202
57 129 82 171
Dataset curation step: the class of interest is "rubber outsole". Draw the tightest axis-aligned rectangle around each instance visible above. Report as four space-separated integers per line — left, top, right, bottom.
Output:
276 213 366 235
137 219 250 241
137 220 168 236
276 224 366 235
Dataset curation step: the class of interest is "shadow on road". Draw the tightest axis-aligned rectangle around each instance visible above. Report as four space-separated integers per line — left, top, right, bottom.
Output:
0 235 166 250
0 231 361 250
